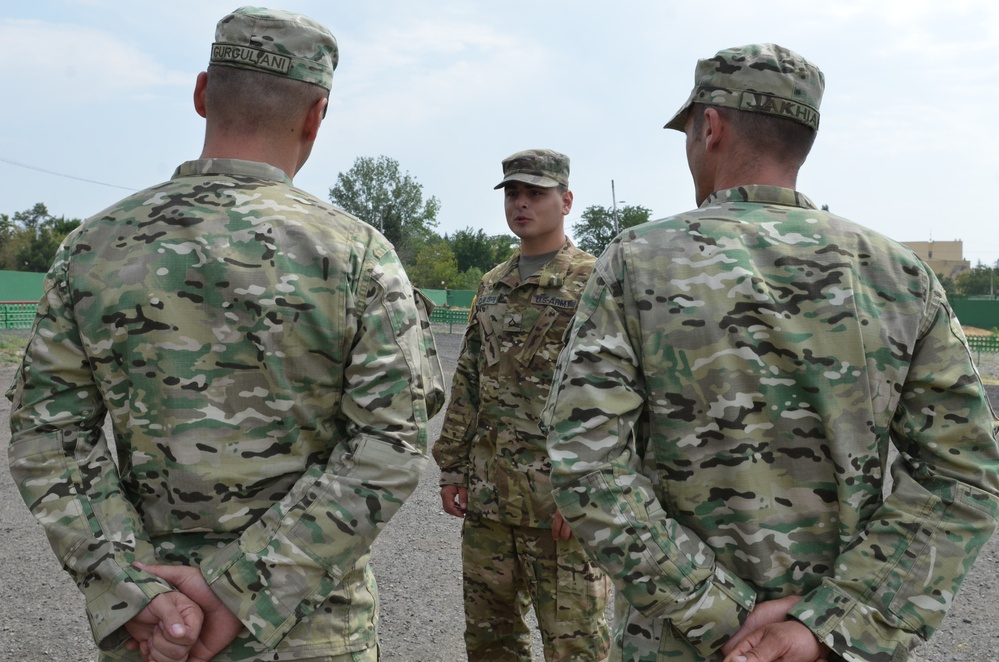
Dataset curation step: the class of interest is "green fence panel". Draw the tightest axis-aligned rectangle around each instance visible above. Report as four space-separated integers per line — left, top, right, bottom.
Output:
419 289 476 309
0 270 45 302
420 289 448 307
429 307 471 333
968 334 999 358
2 271 44 329
1 303 38 330
447 290 476 309
951 299 999 331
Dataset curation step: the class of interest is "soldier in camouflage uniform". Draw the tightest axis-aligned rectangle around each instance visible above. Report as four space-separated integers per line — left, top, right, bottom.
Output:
433 149 611 661
542 44 999 662
7 7 444 662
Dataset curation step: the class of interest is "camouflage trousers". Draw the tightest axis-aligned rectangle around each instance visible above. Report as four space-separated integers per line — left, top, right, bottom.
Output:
461 514 611 662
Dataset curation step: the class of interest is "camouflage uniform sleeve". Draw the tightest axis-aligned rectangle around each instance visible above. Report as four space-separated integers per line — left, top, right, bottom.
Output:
431 295 482 487
788 290 999 660
7 241 176 651
542 245 757 657
414 288 447 420
195 247 441 648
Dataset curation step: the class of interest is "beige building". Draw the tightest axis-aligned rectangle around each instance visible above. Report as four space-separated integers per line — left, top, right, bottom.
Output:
902 240 970 279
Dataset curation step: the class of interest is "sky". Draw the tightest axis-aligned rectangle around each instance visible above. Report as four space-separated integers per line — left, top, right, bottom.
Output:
2 1 999 268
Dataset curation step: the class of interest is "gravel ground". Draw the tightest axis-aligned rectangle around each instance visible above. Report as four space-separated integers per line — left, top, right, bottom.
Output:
1 330 998 661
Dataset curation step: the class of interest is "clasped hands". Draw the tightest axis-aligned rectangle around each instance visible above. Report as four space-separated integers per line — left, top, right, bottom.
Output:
720 596 832 662
122 562 243 662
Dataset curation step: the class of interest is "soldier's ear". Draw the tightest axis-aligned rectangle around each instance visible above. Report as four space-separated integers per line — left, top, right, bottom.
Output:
561 190 573 216
302 96 327 142
702 107 725 152
193 72 208 119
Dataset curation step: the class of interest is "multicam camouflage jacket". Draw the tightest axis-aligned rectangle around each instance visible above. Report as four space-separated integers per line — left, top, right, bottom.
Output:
433 239 595 528
7 159 445 660
542 186 999 661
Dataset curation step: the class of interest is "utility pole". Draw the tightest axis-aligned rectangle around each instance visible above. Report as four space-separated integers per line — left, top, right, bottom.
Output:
611 179 619 234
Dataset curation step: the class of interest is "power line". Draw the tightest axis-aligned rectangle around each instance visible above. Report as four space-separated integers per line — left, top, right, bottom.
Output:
0 156 137 192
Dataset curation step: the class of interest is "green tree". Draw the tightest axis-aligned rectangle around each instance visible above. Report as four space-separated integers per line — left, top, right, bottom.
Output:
571 204 652 256
329 155 440 264
487 233 517 266
1 203 80 272
408 238 459 290
451 266 484 291
13 203 51 232
937 272 958 300
0 213 15 269
446 227 517 273
955 262 999 297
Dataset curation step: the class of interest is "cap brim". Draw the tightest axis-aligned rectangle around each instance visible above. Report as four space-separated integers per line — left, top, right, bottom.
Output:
664 86 700 131
493 174 562 190
664 101 690 131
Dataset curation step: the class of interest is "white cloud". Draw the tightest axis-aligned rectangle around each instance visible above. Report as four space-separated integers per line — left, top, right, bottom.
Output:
331 16 550 131
0 18 189 107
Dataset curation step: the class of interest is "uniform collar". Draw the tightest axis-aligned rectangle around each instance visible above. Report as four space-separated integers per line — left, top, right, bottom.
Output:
499 238 579 289
701 185 818 210
172 158 293 185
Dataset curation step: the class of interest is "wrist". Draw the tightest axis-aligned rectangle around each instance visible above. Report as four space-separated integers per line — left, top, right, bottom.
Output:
786 615 830 656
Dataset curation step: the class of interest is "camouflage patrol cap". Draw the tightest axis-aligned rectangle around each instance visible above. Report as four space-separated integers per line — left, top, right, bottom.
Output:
210 6 338 90
664 43 824 132
493 149 570 189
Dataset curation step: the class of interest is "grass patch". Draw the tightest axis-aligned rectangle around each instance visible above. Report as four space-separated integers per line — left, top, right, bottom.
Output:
0 332 28 365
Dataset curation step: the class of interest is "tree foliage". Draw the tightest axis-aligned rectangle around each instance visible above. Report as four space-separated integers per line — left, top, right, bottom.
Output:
329 155 440 263
407 237 459 290
937 272 958 300
450 266 484 291
954 261 999 297
0 203 81 272
571 204 652 256
446 227 517 274
0 213 22 272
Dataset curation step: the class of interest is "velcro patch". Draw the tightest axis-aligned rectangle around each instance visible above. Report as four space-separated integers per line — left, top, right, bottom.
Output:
532 294 577 310
211 44 292 75
739 91 819 129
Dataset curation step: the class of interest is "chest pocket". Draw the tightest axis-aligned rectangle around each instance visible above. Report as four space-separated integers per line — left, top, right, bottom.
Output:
476 300 510 367
516 305 562 365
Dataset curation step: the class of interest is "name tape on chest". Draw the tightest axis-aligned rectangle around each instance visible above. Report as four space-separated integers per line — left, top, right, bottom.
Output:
532 294 577 310
477 293 577 310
